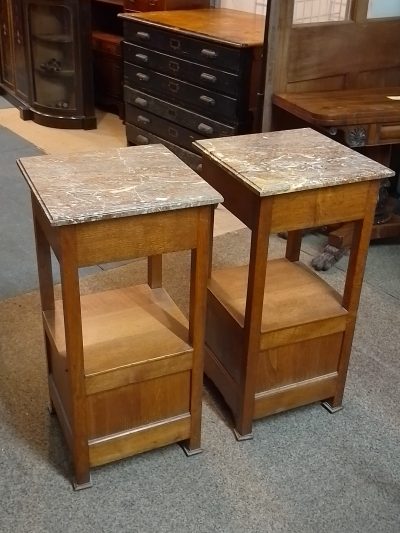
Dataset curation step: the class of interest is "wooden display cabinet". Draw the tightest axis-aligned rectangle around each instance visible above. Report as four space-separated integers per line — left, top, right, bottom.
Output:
0 0 96 128
18 145 222 488
195 128 394 439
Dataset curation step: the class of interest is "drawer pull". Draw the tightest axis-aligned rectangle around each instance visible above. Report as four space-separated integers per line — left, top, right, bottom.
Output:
201 48 217 59
198 123 214 135
135 53 148 63
168 127 178 138
168 60 179 72
168 81 180 93
136 31 150 41
167 108 177 118
199 95 215 106
136 72 149 82
137 115 150 125
200 72 217 84
134 97 148 108
169 38 181 51
136 135 149 145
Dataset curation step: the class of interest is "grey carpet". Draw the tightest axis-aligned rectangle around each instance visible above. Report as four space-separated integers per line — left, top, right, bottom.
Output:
0 228 399 533
0 95 13 109
0 125 101 299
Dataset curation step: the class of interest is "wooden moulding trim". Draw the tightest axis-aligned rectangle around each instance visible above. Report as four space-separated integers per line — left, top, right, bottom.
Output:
254 372 338 419
48 375 73 450
88 413 191 467
260 314 347 350
85 351 193 395
204 345 240 419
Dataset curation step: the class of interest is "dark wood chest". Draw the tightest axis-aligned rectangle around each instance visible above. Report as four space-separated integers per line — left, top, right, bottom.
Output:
121 9 265 171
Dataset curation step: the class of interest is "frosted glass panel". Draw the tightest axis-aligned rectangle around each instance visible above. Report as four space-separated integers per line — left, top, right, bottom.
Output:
293 0 350 23
367 0 400 18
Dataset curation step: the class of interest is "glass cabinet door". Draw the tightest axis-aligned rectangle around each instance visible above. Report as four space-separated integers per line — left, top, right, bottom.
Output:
27 1 76 111
0 0 15 89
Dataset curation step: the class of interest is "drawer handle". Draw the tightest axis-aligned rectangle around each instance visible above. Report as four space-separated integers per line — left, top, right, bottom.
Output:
136 72 149 82
201 48 217 59
168 60 179 72
136 31 150 41
200 73 217 84
134 97 148 108
136 134 149 145
199 95 215 106
135 53 148 63
137 115 150 125
167 108 177 118
168 81 180 93
198 123 214 135
169 38 181 51
168 127 178 138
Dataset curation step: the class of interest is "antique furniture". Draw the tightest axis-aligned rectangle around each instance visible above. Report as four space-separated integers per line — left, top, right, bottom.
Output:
260 0 400 269
91 0 209 117
195 128 394 439
18 145 222 489
121 9 265 172
0 0 96 129
273 88 400 269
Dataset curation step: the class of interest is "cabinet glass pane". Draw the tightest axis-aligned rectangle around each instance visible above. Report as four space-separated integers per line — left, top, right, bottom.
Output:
367 0 400 19
293 0 350 23
28 3 76 110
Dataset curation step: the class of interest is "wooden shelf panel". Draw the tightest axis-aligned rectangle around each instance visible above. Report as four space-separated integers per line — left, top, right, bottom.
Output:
208 258 348 333
43 284 192 379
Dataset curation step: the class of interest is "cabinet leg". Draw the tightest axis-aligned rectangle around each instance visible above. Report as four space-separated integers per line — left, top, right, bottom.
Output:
233 428 254 441
72 475 93 491
181 442 202 456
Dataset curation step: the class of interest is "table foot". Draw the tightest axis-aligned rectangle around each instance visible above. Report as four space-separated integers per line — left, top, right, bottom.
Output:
311 244 347 271
233 428 254 441
181 444 203 457
72 476 93 491
321 401 343 414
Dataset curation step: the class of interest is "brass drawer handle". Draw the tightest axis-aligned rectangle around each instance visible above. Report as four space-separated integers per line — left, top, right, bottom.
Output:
198 123 214 135
136 72 149 82
134 97 148 107
137 115 150 125
201 48 217 59
199 95 215 106
169 38 181 51
135 53 148 63
168 60 179 72
168 81 180 93
136 31 150 41
200 73 217 83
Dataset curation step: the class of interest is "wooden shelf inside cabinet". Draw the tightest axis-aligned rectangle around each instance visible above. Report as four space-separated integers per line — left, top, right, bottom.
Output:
19 144 222 489
195 128 394 440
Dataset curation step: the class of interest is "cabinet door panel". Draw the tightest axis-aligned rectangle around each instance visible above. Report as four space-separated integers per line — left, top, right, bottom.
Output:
12 0 29 99
0 0 15 89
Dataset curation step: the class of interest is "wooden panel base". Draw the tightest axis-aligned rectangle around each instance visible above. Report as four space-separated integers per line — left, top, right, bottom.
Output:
205 259 348 424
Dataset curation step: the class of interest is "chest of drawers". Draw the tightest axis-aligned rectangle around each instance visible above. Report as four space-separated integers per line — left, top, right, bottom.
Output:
121 9 265 171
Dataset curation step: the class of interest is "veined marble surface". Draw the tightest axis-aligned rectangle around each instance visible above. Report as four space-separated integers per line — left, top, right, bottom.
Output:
18 145 222 226
194 128 395 197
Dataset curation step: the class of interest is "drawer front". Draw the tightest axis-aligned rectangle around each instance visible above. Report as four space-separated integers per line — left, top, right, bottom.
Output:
92 35 122 57
125 104 203 151
123 21 243 73
124 42 239 97
124 63 239 122
126 123 203 174
124 86 237 136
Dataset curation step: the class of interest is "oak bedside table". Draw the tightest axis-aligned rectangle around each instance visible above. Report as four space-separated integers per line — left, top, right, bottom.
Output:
194 128 394 440
18 145 222 489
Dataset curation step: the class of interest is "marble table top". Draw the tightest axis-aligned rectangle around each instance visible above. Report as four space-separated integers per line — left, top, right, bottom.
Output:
194 128 395 197
18 145 223 226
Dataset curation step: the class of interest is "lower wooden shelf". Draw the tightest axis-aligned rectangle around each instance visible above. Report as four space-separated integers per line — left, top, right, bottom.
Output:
43 284 193 466
205 259 349 420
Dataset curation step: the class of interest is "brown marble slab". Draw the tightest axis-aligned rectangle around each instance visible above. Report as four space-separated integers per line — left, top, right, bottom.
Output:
18 144 223 227
194 128 395 197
